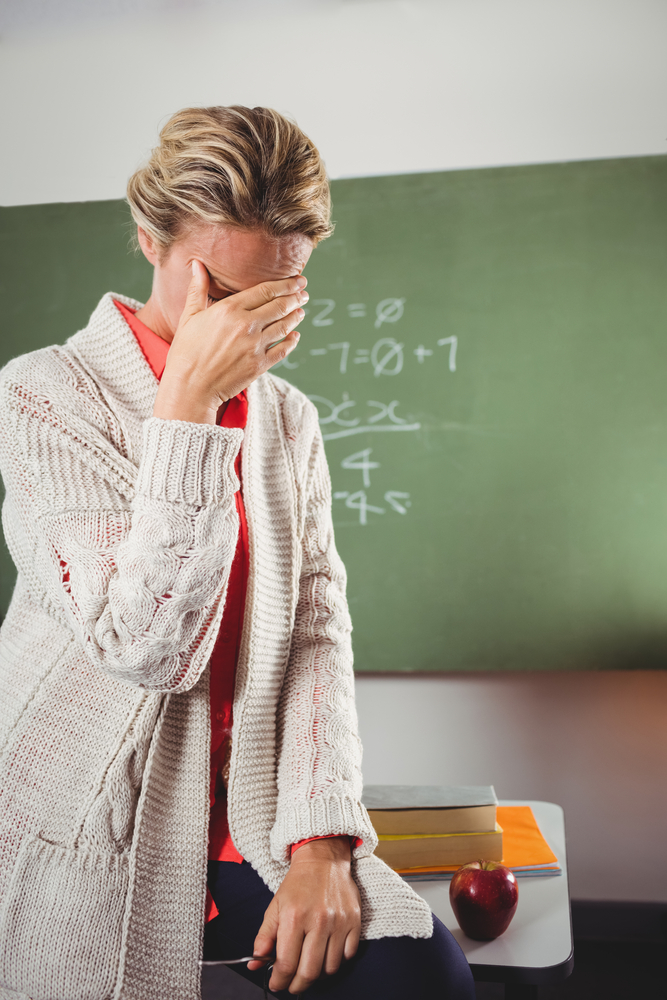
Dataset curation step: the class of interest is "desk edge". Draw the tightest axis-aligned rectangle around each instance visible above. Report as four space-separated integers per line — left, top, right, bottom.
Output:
470 947 574 985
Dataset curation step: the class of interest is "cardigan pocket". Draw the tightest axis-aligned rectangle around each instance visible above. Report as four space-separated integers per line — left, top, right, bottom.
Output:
0 835 129 1000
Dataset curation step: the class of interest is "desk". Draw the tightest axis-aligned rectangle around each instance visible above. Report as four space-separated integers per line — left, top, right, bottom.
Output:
406 800 574 999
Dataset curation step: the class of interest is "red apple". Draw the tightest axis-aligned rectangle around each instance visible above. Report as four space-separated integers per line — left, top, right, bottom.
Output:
449 861 519 940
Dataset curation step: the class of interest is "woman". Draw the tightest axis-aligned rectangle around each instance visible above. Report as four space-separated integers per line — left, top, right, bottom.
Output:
0 106 474 1000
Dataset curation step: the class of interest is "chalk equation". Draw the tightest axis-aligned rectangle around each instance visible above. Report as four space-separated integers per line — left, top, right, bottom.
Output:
333 447 411 525
275 296 431 527
308 393 420 441
309 298 405 328
273 295 458 376
277 336 457 375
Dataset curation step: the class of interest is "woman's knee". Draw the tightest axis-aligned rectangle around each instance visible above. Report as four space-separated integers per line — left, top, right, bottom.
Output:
376 918 475 1000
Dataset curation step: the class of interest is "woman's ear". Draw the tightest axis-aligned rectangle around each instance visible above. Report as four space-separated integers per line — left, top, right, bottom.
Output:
137 226 159 265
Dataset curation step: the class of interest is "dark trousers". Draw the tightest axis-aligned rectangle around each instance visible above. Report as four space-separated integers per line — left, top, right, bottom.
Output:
204 860 476 999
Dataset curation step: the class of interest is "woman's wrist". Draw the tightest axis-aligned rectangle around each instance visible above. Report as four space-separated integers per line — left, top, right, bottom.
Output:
289 835 352 866
152 376 221 425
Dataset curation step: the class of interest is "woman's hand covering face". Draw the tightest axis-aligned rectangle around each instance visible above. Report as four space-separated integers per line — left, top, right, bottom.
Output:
152 259 308 424
248 836 361 995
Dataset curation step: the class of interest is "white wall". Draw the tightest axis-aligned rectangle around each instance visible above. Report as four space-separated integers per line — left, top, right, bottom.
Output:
356 672 667 901
2 0 667 900
1 0 666 205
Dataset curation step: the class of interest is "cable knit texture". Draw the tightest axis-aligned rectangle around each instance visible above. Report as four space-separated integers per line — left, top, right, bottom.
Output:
0 293 432 1000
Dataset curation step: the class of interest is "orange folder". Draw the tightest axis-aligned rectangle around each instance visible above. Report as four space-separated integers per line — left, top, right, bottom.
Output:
395 805 558 875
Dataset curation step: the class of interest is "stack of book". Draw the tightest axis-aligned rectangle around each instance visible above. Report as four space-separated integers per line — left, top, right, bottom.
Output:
363 786 561 881
397 805 561 881
363 785 502 870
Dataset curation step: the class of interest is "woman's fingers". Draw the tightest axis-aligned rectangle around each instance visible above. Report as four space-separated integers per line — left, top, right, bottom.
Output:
272 927 326 995
250 288 309 331
293 931 329 993
322 930 348 977
265 328 301 370
263 303 304 349
248 907 279 972
237 274 307 313
269 923 307 993
343 924 361 962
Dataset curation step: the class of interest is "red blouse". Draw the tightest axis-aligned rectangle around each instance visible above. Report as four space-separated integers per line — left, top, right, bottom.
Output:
115 300 349 920
115 298 246 862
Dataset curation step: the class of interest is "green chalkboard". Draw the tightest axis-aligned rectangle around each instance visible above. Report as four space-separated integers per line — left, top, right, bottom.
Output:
2 156 667 671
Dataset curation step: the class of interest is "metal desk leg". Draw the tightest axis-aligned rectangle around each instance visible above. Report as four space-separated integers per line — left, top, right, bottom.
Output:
505 986 539 999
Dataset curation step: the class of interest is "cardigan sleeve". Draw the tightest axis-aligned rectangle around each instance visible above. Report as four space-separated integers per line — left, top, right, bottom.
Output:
270 413 378 863
0 352 242 692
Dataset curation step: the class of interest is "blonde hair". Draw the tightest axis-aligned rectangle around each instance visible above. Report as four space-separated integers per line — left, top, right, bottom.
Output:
127 106 333 255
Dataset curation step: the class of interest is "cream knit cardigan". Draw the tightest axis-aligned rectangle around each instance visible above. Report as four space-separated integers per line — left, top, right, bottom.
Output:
0 293 432 1000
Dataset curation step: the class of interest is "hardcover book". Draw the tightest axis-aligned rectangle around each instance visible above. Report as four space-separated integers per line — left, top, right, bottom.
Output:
363 785 498 836
374 825 503 869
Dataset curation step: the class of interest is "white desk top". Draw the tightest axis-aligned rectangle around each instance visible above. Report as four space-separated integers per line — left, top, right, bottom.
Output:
406 800 573 979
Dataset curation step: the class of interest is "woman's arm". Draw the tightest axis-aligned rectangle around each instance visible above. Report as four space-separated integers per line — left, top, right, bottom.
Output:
0 266 307 692
258 410 378 992
0 363 243 692
271 413 378 858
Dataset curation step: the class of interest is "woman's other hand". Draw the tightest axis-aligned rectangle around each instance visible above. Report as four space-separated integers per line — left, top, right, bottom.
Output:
248 836 361 995
152 259 308 424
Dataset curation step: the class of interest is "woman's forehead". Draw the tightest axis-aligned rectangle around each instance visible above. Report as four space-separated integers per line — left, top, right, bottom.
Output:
180 224 313 289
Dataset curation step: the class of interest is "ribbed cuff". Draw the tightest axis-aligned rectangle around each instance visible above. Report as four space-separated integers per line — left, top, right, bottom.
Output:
136 418 244 505
270 795 378 865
